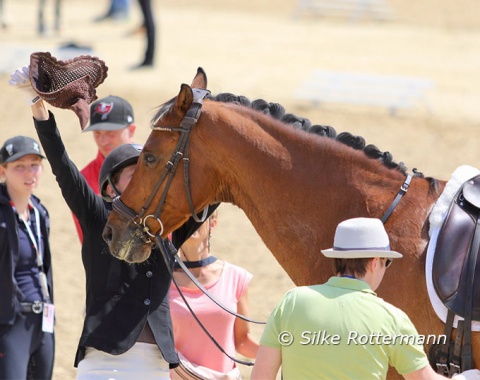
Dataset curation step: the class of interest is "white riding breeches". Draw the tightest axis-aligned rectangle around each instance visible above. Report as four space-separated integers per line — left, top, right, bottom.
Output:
76 342 170 380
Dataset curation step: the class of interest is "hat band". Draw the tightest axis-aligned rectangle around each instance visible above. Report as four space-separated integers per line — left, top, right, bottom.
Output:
332 244 391 251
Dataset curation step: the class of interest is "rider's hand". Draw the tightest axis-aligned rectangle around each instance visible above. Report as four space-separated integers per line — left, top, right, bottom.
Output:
454 369 480 380
9 65 40 106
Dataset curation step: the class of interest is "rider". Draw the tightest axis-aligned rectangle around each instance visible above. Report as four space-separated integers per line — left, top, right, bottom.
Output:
10 65 218 379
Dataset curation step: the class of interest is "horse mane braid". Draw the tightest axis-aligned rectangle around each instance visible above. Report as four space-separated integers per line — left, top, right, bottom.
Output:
184 92 430 179
280 113 312 131
251 99 286 119
308 125 337 138
212 93 251 107
336 132 366 150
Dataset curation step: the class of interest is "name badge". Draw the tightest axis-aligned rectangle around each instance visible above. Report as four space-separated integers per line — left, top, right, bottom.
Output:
42 303 55 333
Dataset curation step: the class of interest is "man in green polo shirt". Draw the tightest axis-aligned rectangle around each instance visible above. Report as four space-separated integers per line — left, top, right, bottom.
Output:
251 217 480 380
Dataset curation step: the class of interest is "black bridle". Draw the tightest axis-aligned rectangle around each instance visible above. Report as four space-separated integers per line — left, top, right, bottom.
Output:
112 88 211 242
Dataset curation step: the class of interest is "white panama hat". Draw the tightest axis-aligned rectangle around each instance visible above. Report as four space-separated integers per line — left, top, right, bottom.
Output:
321 217 403 259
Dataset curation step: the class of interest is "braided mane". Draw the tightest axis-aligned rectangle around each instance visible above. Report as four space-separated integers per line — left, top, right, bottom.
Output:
209 93 431 178
153 92 437 186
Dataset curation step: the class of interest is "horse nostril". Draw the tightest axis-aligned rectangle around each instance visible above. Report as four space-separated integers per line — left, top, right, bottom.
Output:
102 225 113 244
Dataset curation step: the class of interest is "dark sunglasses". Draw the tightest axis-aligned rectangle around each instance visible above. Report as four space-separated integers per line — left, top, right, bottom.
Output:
384 258 393 269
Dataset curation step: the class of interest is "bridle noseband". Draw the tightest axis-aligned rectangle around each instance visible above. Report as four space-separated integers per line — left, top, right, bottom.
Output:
112 88 211 242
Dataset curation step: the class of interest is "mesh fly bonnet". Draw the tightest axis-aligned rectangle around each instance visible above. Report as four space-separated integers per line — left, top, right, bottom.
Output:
29 52 108 130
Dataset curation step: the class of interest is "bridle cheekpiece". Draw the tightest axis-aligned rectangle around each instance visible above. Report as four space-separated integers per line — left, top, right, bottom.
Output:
112 88 211 242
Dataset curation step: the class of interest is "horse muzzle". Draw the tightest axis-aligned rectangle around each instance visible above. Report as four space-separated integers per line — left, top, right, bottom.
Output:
103 217 154 263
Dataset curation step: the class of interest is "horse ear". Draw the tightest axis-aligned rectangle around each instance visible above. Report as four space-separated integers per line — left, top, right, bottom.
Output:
175 83 194 114
191 67 207 89
174 68 207 115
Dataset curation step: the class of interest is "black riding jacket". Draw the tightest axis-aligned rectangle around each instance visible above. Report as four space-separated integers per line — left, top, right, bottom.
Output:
34 112 216 367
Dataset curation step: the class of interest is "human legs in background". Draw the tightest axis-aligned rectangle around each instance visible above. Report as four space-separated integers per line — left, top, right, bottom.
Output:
134 0 156 68
0 0 6 29
54 0 61 31
112 0 129 16
38 0 46 34
95 0 130 22
0 314 54 380
30 330 55 379
38 0 62 35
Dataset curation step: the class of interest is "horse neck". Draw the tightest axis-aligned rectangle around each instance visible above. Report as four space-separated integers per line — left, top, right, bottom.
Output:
197 104 438 285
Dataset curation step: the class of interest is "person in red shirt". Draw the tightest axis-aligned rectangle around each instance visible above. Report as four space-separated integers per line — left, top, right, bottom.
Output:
74 95 136 241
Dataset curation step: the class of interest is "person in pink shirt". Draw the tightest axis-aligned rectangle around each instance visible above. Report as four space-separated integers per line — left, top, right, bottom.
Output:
74 95 136 242
169 210 259 379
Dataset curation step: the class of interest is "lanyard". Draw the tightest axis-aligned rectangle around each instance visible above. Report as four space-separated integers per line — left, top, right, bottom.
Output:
12 202 50 301
20 205 44 267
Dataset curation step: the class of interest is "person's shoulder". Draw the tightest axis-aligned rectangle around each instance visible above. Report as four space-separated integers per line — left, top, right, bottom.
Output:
220 261 254 297
30 195 49 216
289 285 335 310
0 184 8 203
223 260 247 272
282 285 312 299
374 295 412 321
0 194 9 217
222 261 253 278
271 286 312 311
30 193 41 205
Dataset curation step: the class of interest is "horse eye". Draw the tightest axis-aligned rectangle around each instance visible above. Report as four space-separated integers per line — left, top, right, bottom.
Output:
144 154 156 165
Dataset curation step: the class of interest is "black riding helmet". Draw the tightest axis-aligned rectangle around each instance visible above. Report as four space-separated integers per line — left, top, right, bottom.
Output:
99 143 143 202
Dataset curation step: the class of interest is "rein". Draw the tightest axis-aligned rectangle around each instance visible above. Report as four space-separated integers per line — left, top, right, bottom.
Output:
168 238 265 324
157 237 261 366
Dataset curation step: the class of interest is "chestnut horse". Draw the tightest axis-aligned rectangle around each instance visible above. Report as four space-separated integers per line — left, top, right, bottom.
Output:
103 68 479 375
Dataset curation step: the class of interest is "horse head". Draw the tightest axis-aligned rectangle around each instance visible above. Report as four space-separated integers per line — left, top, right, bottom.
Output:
103 67 214 263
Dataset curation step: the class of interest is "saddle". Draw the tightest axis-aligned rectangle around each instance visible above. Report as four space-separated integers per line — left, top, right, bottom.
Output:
430 174 480 376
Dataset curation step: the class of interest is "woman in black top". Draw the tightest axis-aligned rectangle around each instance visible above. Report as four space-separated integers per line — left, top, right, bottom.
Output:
0 135 55 379
11 67 217 379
